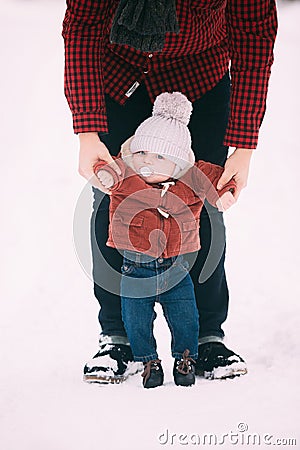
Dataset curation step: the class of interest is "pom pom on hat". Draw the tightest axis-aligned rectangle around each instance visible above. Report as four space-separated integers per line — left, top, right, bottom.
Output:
152 92 193 126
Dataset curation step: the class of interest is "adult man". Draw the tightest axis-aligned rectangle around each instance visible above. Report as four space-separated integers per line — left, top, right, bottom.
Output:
62 0 277 383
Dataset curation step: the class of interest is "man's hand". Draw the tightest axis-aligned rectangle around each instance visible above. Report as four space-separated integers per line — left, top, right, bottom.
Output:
216 191 236 212
217 148 253 200
78 132 120 190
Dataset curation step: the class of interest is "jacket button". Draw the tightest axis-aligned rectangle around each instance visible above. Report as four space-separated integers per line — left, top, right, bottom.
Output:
157 258 164 263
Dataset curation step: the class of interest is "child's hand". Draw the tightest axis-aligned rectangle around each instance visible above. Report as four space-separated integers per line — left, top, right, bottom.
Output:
216 191 236 212
96 170 114 191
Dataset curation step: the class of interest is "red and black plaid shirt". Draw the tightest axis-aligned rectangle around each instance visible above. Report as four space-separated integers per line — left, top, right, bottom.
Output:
62 0 277 148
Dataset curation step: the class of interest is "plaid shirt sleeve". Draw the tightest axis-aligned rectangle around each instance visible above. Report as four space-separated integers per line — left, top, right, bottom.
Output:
224 0 278 148
62 0 109 134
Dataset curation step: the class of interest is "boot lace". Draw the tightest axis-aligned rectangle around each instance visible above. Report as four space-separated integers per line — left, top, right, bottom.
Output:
176 349 196 374
141 359 161 383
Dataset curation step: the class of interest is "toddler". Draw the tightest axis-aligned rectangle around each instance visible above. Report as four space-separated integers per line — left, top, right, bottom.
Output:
94 92 236 388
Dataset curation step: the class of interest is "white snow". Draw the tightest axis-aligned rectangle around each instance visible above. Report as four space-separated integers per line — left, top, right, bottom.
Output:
0 1 299 449
86 354 119 374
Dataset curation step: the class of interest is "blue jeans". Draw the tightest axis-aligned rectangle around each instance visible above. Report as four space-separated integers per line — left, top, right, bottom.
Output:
120 251 199 362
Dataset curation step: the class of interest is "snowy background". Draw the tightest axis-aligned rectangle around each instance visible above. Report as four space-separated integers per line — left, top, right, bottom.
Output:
0 1 299 449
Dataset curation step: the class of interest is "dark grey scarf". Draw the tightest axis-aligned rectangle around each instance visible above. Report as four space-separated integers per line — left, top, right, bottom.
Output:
110 0 180 52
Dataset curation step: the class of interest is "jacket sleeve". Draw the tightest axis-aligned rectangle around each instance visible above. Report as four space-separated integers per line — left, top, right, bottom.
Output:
62 0 109 134
93 158 126 191
224 0 278 149
190 161 237 208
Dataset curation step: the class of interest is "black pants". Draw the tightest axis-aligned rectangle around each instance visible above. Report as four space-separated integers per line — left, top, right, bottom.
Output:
91 73 231 340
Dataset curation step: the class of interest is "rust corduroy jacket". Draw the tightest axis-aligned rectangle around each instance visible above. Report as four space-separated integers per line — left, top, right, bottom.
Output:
94 157 236 258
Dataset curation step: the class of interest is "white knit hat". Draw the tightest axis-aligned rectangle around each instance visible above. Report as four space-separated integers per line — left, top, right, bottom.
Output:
130 92 195 176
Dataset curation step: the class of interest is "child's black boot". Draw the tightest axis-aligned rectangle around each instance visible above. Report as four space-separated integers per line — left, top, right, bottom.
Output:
142 359 164 389
173 349 196 387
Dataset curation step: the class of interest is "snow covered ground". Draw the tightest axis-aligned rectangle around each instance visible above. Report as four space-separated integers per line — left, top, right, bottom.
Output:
0 1 299 449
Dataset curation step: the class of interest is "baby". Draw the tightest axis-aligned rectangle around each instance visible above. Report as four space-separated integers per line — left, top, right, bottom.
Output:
94 92 236 388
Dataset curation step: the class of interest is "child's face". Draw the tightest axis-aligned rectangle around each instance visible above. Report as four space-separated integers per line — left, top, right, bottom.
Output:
132 151 176 183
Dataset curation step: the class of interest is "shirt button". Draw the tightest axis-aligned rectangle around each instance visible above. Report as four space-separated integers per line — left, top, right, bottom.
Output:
143 69 149 74
158 258 164 263
148 53 153 58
